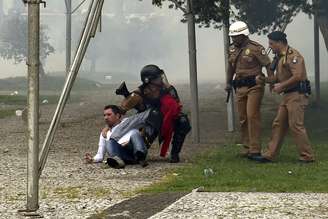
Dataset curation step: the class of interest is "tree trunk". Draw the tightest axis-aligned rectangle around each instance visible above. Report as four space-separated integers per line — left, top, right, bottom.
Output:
316 0 328 51
186 0 200 143
317 17 328 51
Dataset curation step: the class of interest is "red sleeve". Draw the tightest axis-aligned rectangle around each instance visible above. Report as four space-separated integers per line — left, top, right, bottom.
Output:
159 94 181 157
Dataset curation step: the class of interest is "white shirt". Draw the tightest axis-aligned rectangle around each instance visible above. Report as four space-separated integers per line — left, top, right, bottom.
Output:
93 119 136 162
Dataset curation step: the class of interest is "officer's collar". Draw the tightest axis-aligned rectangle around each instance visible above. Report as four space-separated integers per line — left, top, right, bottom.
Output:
233 37 249 48
240 38 250 48
278 45 289 57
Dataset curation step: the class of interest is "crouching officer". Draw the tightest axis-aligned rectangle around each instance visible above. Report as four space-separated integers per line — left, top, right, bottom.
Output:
252 31 314 163
116 64 191 163
226 21 273 158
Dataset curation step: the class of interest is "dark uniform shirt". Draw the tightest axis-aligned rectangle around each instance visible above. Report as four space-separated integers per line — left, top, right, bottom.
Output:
120 83 178 113
228 39 271 79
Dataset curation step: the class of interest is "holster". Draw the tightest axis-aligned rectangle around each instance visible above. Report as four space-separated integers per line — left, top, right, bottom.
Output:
284 80 311 95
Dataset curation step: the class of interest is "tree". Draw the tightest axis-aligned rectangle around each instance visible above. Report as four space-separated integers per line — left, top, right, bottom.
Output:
151 0 328 51
232 0 328 50
0 13 55 76
314 0 328 51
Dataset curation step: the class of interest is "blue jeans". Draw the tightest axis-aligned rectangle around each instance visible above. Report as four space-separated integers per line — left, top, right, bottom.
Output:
106 130 147 163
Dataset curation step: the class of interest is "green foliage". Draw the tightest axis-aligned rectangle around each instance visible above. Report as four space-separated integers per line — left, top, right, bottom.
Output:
232 0 312 34
0 13 55 64
149 0 324 34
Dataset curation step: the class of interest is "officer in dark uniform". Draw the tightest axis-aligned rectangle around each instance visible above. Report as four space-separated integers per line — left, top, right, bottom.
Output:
116 64 191 163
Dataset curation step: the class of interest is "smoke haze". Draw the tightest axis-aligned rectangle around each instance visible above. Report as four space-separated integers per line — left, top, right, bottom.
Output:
0 0 327 83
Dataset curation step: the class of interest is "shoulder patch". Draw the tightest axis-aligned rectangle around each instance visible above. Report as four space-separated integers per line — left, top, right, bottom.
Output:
292 56 298 64
261 49 266 55
245 48 250 55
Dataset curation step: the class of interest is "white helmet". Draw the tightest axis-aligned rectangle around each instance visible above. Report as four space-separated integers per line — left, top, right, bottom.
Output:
229 21 249 36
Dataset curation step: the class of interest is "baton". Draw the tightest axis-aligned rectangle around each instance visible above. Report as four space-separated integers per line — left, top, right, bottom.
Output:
226 90 231 103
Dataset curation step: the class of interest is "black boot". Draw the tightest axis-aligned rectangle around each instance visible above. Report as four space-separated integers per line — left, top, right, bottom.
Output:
169 113 191 163
135 151 148 167
170 153 180 163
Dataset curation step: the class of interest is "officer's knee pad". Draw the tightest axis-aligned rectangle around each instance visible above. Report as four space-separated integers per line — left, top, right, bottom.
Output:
175 113 191 135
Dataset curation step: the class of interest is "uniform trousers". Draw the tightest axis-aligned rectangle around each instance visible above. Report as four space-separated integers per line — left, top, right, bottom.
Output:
235 84 264 154
262 92 314 161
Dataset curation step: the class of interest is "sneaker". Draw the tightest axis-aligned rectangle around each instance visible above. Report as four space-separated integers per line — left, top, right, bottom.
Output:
107 156 125 169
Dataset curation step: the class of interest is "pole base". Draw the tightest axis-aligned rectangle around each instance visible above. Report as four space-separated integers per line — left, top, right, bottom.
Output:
18 209 43 218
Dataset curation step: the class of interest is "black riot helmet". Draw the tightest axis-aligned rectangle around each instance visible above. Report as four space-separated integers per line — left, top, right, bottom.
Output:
140 64 163 84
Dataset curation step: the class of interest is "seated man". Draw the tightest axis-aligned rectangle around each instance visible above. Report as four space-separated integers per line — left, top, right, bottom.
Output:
85 104 150 168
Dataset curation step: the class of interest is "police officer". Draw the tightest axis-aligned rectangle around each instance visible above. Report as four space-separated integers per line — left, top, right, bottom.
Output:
226 21 273 158
118 64 191 163
253 31 315 163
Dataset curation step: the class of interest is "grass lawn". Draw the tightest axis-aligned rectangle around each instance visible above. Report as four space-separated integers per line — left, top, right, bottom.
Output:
0 109 16 119
143 84 328 193
0 94 62 105
0 94 81 119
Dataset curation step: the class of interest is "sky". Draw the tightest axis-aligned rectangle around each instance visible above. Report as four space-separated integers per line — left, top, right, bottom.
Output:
0 0 327 83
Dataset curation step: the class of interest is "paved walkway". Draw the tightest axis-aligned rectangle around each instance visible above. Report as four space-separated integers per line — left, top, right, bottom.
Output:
150 192 328 219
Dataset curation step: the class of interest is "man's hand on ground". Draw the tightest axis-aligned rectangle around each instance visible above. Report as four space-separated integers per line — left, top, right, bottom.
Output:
85 153 94 164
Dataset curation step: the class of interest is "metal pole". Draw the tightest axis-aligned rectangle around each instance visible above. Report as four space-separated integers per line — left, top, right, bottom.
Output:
39 0 104 175
65 0 72 75
314 9 320 105
27 0 40 211
222 0 235 132
222 5 235 131
186 0 200 143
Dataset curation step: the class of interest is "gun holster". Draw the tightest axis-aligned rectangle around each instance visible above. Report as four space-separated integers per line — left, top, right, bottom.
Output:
284 80 311 96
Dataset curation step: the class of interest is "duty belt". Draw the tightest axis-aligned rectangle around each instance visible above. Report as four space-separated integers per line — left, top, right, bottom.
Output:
284 80 311 95
232 75 257 89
